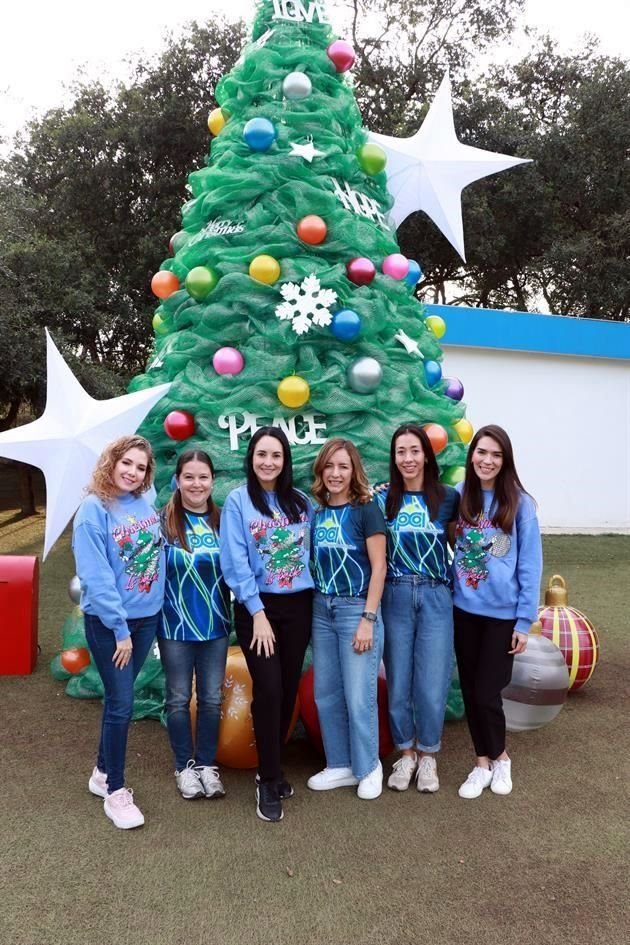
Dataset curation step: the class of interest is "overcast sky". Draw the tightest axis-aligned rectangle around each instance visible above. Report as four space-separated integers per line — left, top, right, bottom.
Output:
1 0 627 140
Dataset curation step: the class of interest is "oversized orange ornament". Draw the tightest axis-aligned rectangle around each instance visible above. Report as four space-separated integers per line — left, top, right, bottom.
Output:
60 647 91 674
296 215 327 245
151 270 180 300
423 422 448 455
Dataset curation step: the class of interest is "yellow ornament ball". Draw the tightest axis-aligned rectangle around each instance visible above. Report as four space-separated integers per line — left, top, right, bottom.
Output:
249 254 281 284
277 375 310 409
453 418 474 443
208 107 226 136
426 315 446 339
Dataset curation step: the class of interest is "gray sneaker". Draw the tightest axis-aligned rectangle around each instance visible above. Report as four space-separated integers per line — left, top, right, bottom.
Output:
416 755 439 793
175 760 205 799
387 754 417 791
197 765 226 799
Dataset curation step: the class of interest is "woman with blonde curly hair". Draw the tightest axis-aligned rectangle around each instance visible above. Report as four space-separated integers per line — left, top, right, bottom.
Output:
73 434 165 829
307 438 387 800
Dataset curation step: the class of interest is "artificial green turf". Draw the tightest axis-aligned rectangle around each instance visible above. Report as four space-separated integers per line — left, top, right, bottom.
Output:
0 493 628 945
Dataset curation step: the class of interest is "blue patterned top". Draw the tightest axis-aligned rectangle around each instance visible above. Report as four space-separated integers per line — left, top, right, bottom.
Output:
312 500 386 598
159 513 231 642
375 488 459 583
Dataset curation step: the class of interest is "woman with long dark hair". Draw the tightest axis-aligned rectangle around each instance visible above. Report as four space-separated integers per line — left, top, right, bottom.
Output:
158 449 230 801
219 426 313 822
453 424 542 798
376 423 459 794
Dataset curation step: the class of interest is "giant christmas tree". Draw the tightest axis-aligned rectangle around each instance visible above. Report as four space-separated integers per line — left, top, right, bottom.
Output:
130 0 470 503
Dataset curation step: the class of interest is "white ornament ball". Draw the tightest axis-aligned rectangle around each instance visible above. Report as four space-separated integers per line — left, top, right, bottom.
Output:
502 629 570 732
68 575 82 605
282 71 312 101
347 357 383 394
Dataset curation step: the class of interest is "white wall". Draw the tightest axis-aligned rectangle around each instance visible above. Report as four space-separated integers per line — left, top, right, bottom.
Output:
442 345 630 533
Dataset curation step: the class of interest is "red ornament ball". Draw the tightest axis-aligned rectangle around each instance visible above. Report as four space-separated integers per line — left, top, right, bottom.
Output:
346 257 376 285
60 647 91 674
327 40 356 73
164 410 195 441
296 215 327 245
538 575 600 691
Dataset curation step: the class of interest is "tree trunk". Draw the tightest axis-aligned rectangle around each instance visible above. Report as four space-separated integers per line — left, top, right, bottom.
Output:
0 398 22 431
18 465 37 516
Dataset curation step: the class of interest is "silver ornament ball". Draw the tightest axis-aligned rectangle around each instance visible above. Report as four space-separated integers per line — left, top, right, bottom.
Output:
68 575 82 605
347 357 383 394
502 631 570 732
282 71 312 101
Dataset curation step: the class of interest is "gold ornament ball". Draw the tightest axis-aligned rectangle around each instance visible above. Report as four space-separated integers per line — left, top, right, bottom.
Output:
208 107 226 136
249 254 281 284
426 314 447 338
453 418 474 443
277 375 310 409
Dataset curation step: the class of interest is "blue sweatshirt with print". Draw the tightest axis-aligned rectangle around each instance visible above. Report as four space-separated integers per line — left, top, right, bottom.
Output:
219 484 314 615
72 492 165 641
452 485 542 633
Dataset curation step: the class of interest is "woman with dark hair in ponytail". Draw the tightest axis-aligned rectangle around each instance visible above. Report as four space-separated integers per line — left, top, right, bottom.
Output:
158 450 231 801
220 427 313 823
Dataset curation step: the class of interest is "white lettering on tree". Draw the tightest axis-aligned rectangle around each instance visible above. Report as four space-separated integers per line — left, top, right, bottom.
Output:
271 0 330 24
218 413 328 451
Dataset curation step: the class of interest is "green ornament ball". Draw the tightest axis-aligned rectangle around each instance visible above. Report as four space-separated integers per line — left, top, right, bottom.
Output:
357 143 387 176
185 266 219 301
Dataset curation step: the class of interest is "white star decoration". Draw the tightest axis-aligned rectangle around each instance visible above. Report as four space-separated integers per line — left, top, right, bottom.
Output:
0 330 171 559
394 329 425 359
288 141 325 163
369 73 531 261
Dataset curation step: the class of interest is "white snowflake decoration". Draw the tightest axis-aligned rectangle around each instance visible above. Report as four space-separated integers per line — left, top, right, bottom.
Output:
275 274 338 335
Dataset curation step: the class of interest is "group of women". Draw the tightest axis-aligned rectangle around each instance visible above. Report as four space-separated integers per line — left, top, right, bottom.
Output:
72 421 542 830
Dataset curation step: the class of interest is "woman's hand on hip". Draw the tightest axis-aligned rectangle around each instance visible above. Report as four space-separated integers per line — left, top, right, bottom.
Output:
251 611 276 658
352 618 374 654
509 631 528 655
113 637 133 670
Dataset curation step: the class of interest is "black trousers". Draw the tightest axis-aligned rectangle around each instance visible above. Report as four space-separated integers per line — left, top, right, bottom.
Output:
453 606 516 760
234 590 312 782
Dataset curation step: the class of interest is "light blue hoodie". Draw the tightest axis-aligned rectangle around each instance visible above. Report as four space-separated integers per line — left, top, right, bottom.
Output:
452 485 542 633
72 492 165 641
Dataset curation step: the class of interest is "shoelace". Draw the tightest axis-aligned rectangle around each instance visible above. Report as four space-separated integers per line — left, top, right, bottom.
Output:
202 766 220 782
393 756 415 773
468 767 489 784
418 757 434 774
111 788 134 807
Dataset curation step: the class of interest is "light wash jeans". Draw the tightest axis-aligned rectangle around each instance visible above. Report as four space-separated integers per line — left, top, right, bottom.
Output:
382 575 454 753
312 591 384 779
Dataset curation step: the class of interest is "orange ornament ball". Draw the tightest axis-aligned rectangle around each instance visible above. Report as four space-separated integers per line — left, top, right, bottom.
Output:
296 215 327 245
151 270 180 300
60 647 91 674
423 422 448 455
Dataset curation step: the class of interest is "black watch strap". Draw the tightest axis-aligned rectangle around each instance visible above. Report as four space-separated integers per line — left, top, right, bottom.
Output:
361 610 377 623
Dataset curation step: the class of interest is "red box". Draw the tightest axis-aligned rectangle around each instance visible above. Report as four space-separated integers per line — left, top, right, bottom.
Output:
0 556 39 675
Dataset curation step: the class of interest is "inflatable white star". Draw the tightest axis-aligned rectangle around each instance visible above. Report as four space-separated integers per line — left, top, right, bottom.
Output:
0 330 170 559
369 73 531 261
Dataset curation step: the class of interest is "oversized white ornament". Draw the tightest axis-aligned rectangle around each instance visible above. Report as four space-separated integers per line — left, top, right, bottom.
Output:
283 71 312 100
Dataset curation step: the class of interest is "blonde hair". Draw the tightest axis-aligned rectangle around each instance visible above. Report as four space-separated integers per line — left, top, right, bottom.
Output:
312 438 372 507
87 435 155 502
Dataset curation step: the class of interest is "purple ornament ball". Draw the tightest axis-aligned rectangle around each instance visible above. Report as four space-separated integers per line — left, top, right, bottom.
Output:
213 346 244 376
443 376 464 401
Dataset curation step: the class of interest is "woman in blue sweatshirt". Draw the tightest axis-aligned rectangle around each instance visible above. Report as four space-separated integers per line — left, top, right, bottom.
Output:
158 449 230 802
452 424 542 799
219 426 313 823
73 435 165 830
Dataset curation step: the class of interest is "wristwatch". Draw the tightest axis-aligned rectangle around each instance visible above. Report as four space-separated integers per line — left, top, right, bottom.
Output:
361 610 377 623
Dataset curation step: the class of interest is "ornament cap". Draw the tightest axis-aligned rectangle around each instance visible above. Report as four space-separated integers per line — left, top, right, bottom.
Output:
529 620 543 636
545 574 568 606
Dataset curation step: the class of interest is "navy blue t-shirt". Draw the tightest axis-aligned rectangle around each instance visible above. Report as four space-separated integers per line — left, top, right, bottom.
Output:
312 500 386 597
376 487 458 583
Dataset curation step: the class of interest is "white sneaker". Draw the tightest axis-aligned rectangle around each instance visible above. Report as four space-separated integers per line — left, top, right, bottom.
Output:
387 754 417 791
490 759 513 795
307 766 359 791
175 760 205 799
197 765 226 799
104 788 145 829
458 766 493 799
357 762 383 800
416 755 439 793
88 767 108 798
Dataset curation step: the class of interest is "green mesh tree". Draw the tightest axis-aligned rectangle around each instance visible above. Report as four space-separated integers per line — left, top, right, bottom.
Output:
130 0 469 503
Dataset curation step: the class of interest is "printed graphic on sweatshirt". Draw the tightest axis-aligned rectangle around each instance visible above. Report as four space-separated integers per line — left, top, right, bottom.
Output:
249 514 308 589
455 518 511 590
112 513 161 593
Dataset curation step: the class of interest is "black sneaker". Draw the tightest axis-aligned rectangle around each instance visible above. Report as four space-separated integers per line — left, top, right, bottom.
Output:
255 773 294 800
256 782 283 822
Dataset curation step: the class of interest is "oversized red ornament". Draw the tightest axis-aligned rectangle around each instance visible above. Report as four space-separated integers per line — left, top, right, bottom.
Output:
150 270 180 300
346 257 376 286
538 575 600 691
298 664 394 758
163 410 195 441
60 647 91 675
296 215 327 245
326 40 356 73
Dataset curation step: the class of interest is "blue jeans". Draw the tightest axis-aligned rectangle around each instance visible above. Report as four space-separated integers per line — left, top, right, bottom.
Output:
158 635 229 771
84 613 159 793
382 576 454 753
312 592 384 779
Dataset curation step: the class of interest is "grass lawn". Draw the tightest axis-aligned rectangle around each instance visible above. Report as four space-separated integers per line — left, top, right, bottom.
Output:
0 482 628 945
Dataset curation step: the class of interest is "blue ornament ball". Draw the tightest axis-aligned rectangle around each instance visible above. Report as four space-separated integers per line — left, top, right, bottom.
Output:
331 309 362 342
243 117 277 152
424 360 442 387
405 259 423 287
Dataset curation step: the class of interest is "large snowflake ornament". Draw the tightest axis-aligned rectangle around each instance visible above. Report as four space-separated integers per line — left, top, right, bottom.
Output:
275 273 338 335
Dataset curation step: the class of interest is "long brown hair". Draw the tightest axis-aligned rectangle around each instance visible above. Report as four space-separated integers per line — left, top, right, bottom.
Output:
87 435 155 502
312 438 372 507
459 425 532 533
386 423 445 521
163 450 220 551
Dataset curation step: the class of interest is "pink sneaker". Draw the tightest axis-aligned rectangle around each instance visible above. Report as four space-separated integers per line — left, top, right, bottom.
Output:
103 788 145 829
88 767 108 798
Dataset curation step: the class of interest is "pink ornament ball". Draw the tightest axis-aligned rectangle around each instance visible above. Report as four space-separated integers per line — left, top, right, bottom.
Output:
346 257 376 286
213 347 244 376
327 40 356 73
382 254 410 280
